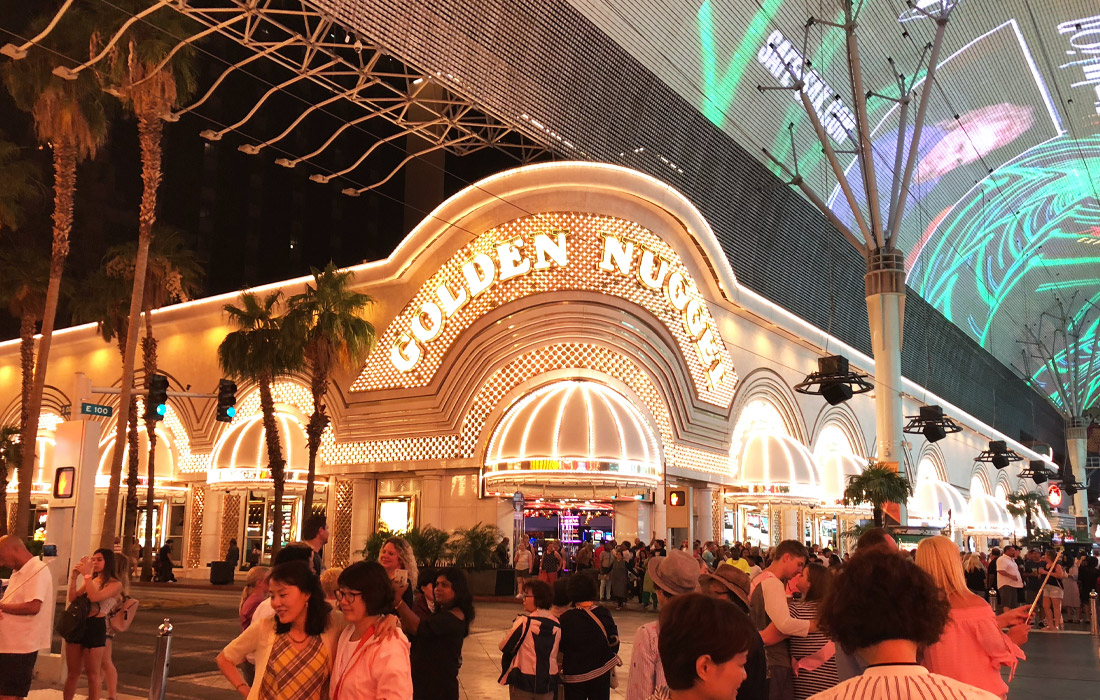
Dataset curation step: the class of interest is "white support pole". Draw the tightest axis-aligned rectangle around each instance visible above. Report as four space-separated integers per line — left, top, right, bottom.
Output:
1067 417 1091 535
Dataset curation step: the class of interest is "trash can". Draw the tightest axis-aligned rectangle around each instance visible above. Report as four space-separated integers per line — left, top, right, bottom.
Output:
209 561 234 585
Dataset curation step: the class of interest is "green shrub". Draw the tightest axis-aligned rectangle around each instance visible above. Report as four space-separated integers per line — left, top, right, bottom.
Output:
405 525 450 567
448 522 502 569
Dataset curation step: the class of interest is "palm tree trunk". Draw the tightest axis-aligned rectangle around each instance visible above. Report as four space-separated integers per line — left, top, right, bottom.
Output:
302 365 329 521
16 140 76 537
259 375 286 557
4 314 37 536
100 112 162 548
122 394 139 548
873 506 883 528
141 326 158 582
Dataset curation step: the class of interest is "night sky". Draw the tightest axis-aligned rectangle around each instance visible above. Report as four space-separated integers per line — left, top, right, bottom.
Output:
0 0 543 340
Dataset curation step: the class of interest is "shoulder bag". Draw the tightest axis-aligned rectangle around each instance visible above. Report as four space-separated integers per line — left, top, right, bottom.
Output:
58 593 92 644
583 607 622 689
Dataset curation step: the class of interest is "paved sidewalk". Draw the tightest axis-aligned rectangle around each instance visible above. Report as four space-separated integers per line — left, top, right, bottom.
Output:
29 597 1100 699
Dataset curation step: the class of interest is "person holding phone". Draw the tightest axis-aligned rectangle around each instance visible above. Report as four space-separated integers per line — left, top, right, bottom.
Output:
63 549 124 700
379 537 417 609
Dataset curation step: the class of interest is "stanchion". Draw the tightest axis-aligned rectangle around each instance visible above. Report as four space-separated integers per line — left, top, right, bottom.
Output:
1090 591 1098 638
988 588 997 613
149 618 173 700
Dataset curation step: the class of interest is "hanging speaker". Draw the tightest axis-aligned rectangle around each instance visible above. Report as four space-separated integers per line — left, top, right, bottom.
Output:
820 381 853 406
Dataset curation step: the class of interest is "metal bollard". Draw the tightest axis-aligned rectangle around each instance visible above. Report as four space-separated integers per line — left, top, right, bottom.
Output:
149 618 173 700
989 588 997 613
1090 591 1098 638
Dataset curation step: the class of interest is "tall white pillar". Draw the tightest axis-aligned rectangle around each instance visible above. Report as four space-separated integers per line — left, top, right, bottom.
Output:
652 485 668 544
1067 418 1090 535
694 487 714 543
866 250 908 523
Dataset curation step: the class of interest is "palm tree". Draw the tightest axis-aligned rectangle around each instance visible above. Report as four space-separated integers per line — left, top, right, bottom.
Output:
0 133 43 234
286 263 375 520
70 269 141 543
95 4 198 548
2 7 109 536
0 426 23 535
842 461 914 528
0 244 50 531
1006 492 1052 544
218 292 301 557
103 228 202 578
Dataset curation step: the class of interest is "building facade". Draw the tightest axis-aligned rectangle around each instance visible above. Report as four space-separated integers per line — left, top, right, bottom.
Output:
1 162 1063 573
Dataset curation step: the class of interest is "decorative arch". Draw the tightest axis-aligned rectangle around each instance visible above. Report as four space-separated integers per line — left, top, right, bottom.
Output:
994 472 1013 500
730 369 809 446
0 384 70 427
350 162 742 406
810 404 866 458
969 466 992 497
914 445 949 483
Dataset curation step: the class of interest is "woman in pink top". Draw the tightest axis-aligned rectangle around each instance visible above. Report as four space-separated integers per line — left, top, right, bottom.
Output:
915 536 1030 699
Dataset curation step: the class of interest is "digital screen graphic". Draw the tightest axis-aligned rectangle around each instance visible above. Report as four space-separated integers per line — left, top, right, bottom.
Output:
564 0 1100 411
316 0 1085 437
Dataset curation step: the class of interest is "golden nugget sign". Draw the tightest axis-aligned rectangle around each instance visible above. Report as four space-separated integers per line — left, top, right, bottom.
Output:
388 216 731 391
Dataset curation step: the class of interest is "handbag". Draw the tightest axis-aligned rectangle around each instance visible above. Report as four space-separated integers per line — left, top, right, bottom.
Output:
58 594 92 644
583 607 622 688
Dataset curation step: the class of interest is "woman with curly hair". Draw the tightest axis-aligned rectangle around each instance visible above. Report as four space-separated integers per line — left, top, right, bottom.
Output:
814 548 1001 699
379 537 418 609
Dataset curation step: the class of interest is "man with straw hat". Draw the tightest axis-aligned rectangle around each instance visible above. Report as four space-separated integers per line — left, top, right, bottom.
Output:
700 563 769 699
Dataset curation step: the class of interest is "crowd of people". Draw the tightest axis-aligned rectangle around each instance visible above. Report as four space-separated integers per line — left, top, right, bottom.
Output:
499 530 1093 700
2 519 1097 700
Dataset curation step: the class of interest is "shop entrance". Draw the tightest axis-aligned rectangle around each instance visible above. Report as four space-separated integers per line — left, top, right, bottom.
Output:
244 491 300 566
522 501 614 568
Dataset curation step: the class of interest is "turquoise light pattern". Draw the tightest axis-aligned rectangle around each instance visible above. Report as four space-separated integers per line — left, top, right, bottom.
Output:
910 135 1100 410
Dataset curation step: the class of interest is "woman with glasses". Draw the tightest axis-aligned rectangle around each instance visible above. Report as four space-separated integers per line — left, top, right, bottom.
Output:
330 561 412 700
499 578 561 699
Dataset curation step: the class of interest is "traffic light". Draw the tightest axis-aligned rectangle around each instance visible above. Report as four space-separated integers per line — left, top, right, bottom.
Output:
667 489 686 507
216 379 238 422
145 373 169 421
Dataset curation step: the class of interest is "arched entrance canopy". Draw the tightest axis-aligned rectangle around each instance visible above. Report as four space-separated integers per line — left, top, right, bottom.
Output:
483 380 662 499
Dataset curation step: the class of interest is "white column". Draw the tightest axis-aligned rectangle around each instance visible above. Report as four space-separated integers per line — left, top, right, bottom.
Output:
419 471 444 528
199 488 222 572
780 507 800 541
1067 418 1090 534
652 485 668 544
349 479 377 562
866 251 908 523
694 487 714 543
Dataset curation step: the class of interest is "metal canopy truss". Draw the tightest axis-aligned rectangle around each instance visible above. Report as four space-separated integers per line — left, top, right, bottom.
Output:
171 0 547 190
10 0 547 193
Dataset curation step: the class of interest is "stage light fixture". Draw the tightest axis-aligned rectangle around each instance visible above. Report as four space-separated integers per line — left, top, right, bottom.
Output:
902 405 961 444
975 440 1022 470
794 355 872 406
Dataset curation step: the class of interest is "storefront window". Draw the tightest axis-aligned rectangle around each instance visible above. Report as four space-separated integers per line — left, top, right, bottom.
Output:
378 498 411 533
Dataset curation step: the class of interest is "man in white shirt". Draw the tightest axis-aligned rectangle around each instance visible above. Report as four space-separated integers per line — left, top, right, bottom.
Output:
749 540 813 700
996 545 1023 611
808 548 998 700
0 536 55 700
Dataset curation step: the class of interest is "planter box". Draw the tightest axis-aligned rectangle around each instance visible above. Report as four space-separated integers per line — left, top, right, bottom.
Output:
465 568 516 596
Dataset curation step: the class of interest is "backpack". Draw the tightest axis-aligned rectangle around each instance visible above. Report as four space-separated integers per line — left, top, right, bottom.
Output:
57 594 91 644
499 614 562 693
109 595 140 633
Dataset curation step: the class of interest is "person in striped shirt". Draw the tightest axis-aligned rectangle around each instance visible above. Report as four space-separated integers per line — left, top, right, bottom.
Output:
809 550 1000 700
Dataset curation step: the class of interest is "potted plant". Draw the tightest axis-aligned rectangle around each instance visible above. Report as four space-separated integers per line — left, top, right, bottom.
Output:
448 522 508 595
842 461 914 528
404 525 450 568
